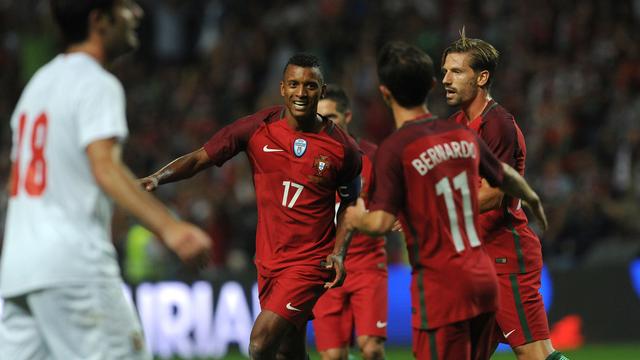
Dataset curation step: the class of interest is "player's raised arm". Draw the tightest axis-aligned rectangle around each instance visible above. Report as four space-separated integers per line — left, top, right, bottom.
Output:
139 147 212 191
88 138 211 262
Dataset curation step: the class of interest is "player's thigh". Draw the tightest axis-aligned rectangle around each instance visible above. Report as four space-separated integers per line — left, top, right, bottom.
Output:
494 271 550 348
313 287 353 351
0 296 51 360
412 320 472 360
259 267 332 331
29 281 150 360
469 312 496 360
350 271 388 339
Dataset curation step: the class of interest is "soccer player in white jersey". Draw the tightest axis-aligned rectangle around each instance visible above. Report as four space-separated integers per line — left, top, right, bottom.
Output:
0 1 211 359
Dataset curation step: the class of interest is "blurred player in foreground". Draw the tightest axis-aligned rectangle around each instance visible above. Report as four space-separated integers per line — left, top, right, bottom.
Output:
313 85 387 360
344 41 548 360
139 54 362 359
442 32 568 360
0 1 211 359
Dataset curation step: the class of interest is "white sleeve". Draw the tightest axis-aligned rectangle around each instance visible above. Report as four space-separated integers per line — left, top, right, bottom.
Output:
76 74 129 149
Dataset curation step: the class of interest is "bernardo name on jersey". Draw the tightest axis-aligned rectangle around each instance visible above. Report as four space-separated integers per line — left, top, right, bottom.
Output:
411 140 477 176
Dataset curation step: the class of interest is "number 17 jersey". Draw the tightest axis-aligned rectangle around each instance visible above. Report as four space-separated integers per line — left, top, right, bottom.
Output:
203 106 361 276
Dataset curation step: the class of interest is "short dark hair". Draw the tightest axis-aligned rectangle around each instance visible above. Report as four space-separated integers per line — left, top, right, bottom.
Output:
50 0 115 45
283 53 324 83
441 30 500 88
377 41 435 107
322 84 350 114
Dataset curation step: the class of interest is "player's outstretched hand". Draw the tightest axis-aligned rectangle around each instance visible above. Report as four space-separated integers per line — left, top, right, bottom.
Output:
524 195 548 232
323 252 346 289
162 221 212 265
138 176 159 192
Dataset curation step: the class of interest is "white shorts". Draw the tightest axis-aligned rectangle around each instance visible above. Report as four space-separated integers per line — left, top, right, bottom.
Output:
0 280 151 360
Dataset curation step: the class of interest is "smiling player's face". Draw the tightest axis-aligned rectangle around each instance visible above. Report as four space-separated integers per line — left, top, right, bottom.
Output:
280 65 325 121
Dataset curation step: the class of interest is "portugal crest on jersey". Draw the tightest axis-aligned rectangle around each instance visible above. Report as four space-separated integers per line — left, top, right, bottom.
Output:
293 138 307 157
313 155 331 177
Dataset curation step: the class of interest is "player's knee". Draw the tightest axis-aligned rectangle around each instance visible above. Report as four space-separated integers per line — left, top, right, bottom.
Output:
361 340 385 360
275 349 308 360
249 336 272 359
320 348 348 360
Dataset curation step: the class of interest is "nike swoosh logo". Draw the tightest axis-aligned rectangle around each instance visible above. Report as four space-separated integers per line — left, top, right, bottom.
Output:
376 321 387 328
263 145 284 152
503 329 516 338
286 302 302 312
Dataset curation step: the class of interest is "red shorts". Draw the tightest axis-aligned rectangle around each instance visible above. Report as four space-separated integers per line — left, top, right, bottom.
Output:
313 270 387 350
257 266 333 331
412 312 495 360
413 312 495 360
491 270 550 348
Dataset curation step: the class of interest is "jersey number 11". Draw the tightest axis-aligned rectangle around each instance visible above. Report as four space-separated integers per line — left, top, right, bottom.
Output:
435 171 481 253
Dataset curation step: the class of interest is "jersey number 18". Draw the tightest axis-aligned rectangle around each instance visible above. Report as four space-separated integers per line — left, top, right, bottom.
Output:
10 112 48 197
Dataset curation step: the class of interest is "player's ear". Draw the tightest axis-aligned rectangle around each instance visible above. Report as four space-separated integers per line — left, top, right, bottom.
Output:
344 110 353 125
88 8 111 37
280 80 285 97
378 85 392 106
476 70 490 87
320 84 327 99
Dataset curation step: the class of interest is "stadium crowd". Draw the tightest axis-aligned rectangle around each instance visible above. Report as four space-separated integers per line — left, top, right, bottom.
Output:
1 0 639 280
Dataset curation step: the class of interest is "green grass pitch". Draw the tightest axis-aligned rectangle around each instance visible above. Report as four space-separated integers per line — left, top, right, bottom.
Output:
161 343 640 359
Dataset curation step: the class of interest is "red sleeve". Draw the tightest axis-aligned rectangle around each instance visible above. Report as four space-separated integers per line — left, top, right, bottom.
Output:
477 134 505 187
203 106 281 166
337 132 363 185
481 113 518 167
369 137 404 215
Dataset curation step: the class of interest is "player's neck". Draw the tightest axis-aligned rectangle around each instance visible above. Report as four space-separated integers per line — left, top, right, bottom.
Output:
462 91 492 122
65 41 107 66
286 113 324 133
392 104 431 129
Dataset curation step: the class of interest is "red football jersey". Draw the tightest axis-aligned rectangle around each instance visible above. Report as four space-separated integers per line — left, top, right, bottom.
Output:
452 100 542 274
342 139 386 272
203 106 362 276
369 114 504 330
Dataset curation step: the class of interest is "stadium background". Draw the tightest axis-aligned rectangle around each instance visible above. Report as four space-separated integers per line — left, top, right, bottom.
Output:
0 0 639 358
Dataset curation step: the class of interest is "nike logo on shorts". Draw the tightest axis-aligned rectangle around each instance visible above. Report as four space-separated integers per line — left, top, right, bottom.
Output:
286 302 302 312
263 145 284 152
503 329 516 338
376 321 387 328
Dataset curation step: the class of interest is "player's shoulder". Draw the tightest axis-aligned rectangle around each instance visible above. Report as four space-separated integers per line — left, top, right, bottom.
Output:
249 105 286 123
483 101 517 131
324 120 359 149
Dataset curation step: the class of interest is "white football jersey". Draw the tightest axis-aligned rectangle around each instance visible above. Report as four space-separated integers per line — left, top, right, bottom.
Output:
0 53 128 297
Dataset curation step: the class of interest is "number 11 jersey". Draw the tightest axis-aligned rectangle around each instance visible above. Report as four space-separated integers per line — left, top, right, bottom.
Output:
369 114 504 330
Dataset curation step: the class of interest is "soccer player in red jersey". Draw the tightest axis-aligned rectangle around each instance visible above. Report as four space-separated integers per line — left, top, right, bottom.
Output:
441 33 568 360
312 85 387 360
343 41 548 360
139 54 362 359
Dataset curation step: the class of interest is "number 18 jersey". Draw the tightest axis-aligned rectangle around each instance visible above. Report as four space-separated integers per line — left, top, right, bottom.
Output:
369 115 504 330
1 53 128 297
